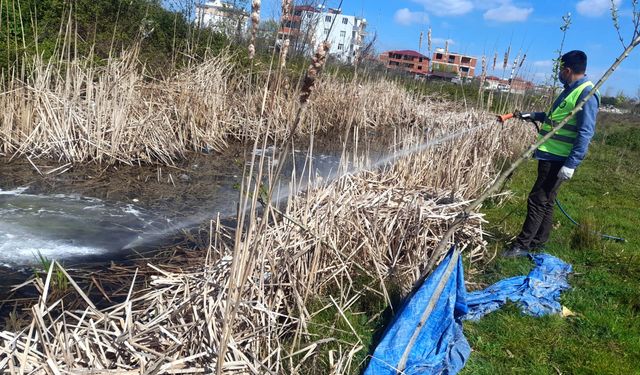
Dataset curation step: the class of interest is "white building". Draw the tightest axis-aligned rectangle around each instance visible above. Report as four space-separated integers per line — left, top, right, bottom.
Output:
195 0 248 35
317 11 366 64
279 6 366 64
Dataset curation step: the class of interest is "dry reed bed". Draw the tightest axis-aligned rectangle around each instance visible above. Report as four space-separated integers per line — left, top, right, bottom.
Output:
0 50 235 165
1 49 476 165
0 102 532 372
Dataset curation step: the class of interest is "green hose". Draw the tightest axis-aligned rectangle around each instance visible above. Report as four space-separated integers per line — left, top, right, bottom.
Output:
555 199 626 243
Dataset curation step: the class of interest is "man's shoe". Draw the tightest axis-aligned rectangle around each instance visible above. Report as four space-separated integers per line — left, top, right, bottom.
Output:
502 245 529 258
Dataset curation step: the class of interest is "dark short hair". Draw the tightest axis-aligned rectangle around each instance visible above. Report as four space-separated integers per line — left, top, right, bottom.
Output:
561 50 587 74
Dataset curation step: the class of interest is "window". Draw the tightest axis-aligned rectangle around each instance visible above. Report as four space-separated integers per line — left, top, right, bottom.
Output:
460 67 470 73
342 17 348 24
324 28 330 35
340 30 346 38
435 53 443 60
448 55 455 63
461 57 471 64
325 15 332 22
338 43 344 50
417 66 422 70
352 31 356 38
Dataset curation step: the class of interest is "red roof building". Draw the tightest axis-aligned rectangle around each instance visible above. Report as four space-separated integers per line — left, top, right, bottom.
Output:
379 50 430 76
509 77 535 91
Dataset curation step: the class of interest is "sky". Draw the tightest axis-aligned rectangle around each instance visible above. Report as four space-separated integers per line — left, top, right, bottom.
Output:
258 0 640 97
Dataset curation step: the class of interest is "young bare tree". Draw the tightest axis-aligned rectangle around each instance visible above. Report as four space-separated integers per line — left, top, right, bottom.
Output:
421 0 640 281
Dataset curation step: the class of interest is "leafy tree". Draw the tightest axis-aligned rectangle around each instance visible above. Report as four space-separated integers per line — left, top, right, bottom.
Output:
0 0 231 74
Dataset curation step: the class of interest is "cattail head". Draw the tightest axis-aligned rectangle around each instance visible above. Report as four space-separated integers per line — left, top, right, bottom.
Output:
248 0 262 60
354 20 365 64
300 42 330 104
281 0 292 18
509 53 519 80
519 53 527 68
492 51 497 71
481 55 487 77
280 39 290 69
427 27 432 54
503 46 510 70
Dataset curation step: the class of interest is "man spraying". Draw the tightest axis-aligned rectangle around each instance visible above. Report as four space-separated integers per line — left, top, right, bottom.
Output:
503 50 600 257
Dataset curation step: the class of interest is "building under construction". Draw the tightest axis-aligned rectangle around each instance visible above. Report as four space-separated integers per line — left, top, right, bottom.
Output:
379 50 431 76
430 48 478 79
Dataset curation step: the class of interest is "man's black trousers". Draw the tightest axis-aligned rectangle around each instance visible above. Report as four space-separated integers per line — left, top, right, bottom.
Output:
515 160 565 250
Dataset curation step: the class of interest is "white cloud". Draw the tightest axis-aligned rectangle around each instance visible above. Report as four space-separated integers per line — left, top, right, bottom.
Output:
394 8 430 26
533 72 550 80
576 0 621 17
432 37 456 46
406 0 534 22
473 0 511 10
483 4 533 22
533 60 553 68
411 0 474 16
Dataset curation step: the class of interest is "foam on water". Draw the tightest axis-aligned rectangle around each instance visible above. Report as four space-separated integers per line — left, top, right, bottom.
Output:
0 186 30 196
0 187 155 267
0 222 105 265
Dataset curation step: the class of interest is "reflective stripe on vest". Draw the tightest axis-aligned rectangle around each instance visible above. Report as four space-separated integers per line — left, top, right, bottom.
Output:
537 81 597 157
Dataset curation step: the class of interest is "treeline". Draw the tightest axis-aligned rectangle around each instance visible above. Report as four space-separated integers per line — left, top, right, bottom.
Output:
601 94 640 112
0 0 232 73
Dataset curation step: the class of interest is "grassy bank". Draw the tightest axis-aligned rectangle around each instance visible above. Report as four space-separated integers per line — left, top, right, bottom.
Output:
462 112 640 374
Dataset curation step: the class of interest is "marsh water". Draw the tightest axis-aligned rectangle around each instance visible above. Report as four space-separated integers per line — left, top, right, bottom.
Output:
0 136 395 291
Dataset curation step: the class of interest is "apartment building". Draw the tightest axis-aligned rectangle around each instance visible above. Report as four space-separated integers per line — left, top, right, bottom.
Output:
379 50 430 76
278 5 367 64
195 0 248 35
431 48 478 78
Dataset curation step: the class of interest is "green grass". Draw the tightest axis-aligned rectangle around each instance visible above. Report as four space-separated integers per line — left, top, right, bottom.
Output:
462 114 640 375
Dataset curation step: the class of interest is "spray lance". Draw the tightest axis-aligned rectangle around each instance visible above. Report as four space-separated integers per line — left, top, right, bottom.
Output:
497 110 540 132
495 111 626 243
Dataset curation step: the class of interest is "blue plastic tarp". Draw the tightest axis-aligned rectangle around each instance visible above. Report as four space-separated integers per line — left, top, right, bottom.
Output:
465 254 573 321
364 251 573 375
365 248 470 375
